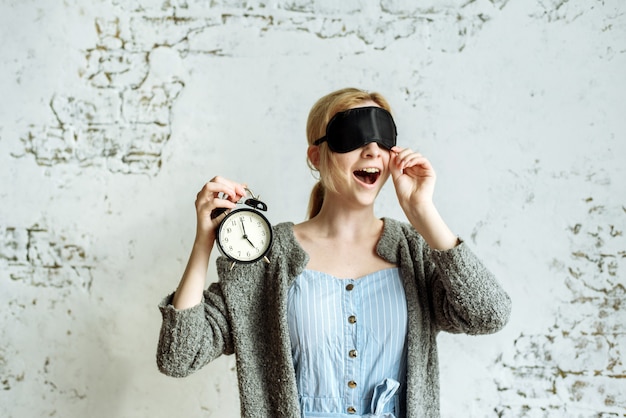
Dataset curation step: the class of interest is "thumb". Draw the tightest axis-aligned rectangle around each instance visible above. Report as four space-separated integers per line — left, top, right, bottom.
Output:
389 152 403 182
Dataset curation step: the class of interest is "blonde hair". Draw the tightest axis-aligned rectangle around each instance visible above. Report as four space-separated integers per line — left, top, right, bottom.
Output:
306 87 393 219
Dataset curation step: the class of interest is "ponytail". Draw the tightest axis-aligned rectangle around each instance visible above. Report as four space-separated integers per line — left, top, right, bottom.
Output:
307 181 325 219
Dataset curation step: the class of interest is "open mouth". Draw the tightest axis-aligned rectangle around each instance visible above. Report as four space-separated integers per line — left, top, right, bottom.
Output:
353 168 381 185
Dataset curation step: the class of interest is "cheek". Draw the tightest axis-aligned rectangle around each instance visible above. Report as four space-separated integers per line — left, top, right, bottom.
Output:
333 154 354 171
382 152 392 168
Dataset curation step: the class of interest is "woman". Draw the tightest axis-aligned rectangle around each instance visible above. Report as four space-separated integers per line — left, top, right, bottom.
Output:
157 87 511 417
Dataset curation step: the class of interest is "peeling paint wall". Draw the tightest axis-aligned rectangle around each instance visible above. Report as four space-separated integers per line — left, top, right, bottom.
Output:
1 0 625 417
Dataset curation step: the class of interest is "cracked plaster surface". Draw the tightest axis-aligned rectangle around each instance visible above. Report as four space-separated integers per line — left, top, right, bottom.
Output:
495 200 625 416
14 0 512 176
1 224 94 291
1 0 625 417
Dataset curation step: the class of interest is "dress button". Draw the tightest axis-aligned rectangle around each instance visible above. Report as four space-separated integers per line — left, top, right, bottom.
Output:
348 380 357 388
346 283 354 291
349 349 358 358
347 406 357 414
348 315 357 324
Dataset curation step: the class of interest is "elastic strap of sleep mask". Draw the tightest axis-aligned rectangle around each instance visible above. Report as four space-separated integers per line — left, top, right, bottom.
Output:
313 106 397 153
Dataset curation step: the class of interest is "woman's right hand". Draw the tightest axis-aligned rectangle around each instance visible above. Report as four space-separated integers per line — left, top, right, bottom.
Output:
194 176 247 243
173 176 246 309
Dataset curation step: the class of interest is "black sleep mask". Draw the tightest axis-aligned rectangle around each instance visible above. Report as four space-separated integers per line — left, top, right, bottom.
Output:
313 106 397 153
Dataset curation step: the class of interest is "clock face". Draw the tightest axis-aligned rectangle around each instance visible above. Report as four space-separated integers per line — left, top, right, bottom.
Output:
216 209 273 263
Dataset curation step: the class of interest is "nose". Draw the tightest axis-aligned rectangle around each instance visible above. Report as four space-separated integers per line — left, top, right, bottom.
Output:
361 141 382 157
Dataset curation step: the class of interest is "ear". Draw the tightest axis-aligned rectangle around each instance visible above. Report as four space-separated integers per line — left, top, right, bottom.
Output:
307 145 321 169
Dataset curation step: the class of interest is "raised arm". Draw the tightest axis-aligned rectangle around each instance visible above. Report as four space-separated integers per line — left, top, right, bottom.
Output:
172 176 247 309
389 146 458 250
390 147 510 333
157 176 247 376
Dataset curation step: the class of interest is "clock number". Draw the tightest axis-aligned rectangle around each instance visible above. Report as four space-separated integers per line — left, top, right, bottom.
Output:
217 207 271 263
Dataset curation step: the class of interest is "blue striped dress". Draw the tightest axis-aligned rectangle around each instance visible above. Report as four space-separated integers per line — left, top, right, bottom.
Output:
287 268 408 418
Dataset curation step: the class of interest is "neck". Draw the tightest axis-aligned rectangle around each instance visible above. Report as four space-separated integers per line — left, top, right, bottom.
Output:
309 194 382 241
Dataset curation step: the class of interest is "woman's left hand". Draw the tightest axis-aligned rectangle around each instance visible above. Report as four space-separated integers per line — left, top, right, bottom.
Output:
389 146 436 209
389 146 459 250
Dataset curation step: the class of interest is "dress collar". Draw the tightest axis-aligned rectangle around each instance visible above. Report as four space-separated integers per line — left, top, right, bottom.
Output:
278 217 401 280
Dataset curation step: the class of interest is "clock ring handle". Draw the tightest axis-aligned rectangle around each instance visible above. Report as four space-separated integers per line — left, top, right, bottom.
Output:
210 198 267 219
210 188 267 218
244 198 268 212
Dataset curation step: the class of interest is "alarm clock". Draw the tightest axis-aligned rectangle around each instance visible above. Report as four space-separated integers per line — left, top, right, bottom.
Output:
210 189 273 268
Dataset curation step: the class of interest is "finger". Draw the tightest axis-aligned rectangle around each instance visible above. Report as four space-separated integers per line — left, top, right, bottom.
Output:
392 149 426 171
198 176 246 203
209 176 248 200
389 152 406 181
400 154 430 170
204 195 238 211
390 145 416 155
199 194 238 227
196 182 246 222
391 146 419 161
224 178 248 201
209 206 232 220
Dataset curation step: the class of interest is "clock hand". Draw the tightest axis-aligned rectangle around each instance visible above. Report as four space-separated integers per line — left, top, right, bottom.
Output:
240 218 257 248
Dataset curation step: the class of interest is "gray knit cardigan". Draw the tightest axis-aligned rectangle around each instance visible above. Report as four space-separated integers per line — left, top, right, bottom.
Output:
157 218 511 418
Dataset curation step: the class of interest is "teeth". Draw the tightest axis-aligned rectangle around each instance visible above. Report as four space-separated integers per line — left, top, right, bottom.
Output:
360 168 380 173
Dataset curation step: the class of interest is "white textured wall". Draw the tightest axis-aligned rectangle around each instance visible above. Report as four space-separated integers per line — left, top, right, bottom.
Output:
1 0 625 417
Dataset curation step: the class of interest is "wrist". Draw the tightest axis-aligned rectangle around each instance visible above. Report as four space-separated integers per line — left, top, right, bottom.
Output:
403 200 437 223
193 231 215 253
404 202 458 250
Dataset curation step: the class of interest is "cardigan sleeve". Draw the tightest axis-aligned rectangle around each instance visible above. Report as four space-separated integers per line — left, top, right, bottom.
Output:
156 282 234 377
424 239 511 335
